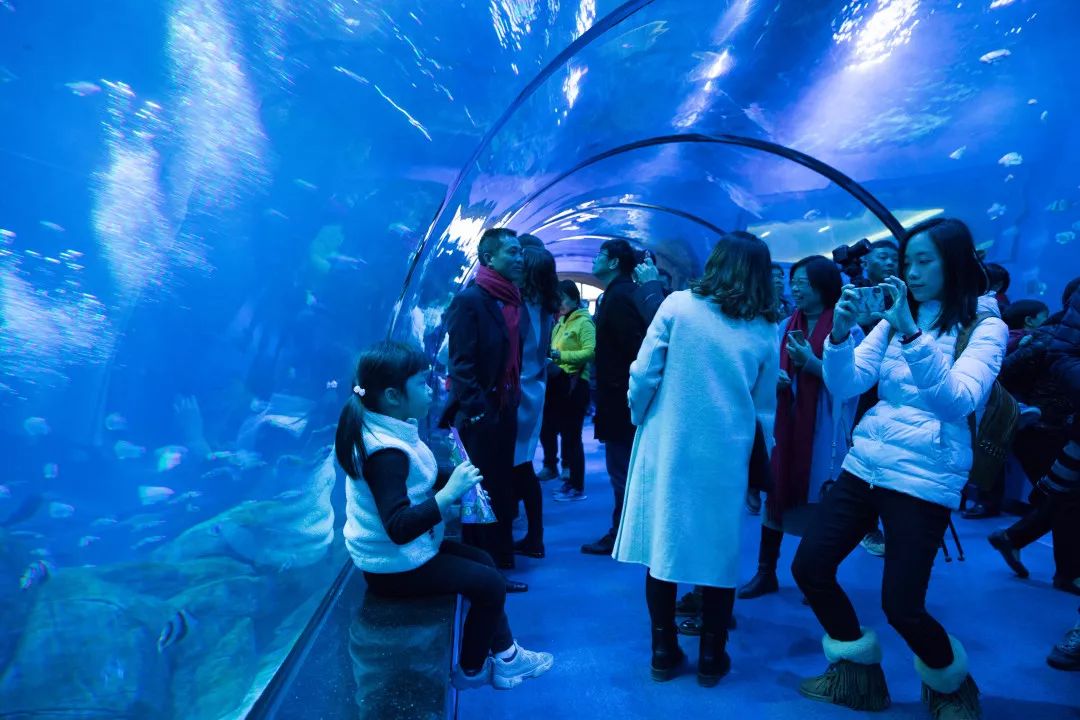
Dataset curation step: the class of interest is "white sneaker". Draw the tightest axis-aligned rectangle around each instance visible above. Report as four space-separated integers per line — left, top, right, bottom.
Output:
492 641 554 689
451 657 493 690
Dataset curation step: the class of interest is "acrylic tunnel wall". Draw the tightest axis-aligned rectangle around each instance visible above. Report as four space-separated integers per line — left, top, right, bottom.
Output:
1 0 1079 717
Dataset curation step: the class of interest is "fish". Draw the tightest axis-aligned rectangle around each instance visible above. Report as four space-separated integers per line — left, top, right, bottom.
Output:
10 530 45 539
30 548 51 558
1040 111 1049 122
155 445 187 472
275 489 304 501
39 221 65 232
990 0 1016 8
91 516 119 528
20 560 52 590
293 179 318 191
133 519 166 533
803 209 822 221
998 152 1023 167
131 535 166 550
186 504 200 513
0 65 16 83
326 380 338 390
65 81 102 96
987 203 1007 220
138 486 175 505
979 49 1011 64
0 228 15 240
387 222 411 235
265 209 289 220
1004 174 1015 183
48 502 75 519
1056 231 1076 245
1027 98 1038 105
949 146 967 160
1072 220 1080 233
23 417 50 437
1046 200 1071 212
104 413 128 431
170 490 203 504
0 485 10 499
43 464 59 479
114 440 146 460
157 609 194 653
78 535 101 548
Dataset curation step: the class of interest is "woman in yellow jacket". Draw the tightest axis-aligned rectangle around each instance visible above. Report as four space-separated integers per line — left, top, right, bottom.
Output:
540 280 596 502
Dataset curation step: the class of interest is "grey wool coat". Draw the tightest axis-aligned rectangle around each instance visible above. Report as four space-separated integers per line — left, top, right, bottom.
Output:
612 290 779 587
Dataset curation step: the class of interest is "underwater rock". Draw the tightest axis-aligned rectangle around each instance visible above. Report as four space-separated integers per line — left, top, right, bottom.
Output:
0 569 172 718
169 617 257 720
151 451 337 572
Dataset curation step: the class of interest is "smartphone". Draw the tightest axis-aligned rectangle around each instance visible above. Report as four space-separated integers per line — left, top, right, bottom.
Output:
852 286 886 316
787 329 805 344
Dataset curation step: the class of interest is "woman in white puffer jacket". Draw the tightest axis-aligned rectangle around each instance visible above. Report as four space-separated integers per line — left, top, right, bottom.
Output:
791 218 1007 720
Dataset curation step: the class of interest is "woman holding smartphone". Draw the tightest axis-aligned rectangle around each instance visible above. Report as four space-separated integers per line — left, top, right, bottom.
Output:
738 255 861 600
791 218 1006 720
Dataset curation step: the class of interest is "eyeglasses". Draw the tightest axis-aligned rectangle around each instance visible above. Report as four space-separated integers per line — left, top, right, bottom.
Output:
594 250 609 259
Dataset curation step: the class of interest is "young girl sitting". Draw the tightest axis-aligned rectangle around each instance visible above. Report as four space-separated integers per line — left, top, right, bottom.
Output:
335 340 553 690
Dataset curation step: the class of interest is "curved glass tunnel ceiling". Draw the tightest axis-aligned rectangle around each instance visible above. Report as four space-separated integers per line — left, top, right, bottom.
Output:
1 0 1079 717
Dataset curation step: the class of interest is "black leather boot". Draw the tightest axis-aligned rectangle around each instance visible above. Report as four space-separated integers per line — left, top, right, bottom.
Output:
698 630 731 687
650 626 686 682
738 526 782 599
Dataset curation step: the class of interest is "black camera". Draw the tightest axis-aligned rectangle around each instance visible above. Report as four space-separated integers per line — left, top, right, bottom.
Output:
832 238 872 267
832 238 872 284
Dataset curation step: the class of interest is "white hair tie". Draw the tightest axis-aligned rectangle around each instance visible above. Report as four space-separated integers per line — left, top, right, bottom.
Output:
353 386 366 397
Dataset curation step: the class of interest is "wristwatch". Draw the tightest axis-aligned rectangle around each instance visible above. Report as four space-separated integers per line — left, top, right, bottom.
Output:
900 329 923 345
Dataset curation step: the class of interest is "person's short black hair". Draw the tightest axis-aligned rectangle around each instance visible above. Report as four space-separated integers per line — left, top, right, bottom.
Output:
870 239 899 251
478 227 517 266
598 239 637 275
1002 299 1049 330
789 255 843 308
985 262 1011 293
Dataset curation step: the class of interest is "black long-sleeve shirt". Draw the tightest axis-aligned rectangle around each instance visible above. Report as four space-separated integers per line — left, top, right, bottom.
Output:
359 449 452 545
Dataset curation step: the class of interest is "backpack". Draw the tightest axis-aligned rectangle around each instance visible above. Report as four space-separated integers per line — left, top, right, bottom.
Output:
954 311 1020 491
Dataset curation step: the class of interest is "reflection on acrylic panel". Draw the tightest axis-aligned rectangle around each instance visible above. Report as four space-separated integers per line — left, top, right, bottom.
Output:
0 0 1078 717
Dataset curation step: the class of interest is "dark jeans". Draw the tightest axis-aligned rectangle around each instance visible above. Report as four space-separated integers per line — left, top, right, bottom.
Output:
645 571 734 632
792 471 955 669
458 411 517 567
364 540 513 672
1007 492 1080 580
605 435 633 536
512 462 543 544
539 371 591 490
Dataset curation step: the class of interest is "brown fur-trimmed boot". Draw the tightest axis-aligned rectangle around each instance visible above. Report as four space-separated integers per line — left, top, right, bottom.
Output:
799 627 891 712
916 636 981 720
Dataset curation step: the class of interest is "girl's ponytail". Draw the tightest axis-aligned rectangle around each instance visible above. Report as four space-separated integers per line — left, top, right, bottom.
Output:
335 385 368 479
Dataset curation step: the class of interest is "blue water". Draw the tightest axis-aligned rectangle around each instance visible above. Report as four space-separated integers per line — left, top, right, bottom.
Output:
1 1 1078 717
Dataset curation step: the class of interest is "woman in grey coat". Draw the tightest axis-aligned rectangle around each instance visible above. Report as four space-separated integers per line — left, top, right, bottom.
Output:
613 231 780 687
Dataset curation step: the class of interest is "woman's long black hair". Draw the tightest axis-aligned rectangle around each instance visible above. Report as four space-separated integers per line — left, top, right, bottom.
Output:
901 218 988 333
334 341 430 479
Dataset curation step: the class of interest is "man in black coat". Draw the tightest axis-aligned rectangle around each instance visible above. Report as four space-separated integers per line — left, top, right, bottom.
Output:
441 227 527 591
582 239 666 555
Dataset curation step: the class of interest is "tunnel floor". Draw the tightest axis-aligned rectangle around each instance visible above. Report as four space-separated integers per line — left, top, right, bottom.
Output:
457 426 1080 719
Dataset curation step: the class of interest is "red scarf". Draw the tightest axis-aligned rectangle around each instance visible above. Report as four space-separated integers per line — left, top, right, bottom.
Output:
768 307 834 517
475 265 523 410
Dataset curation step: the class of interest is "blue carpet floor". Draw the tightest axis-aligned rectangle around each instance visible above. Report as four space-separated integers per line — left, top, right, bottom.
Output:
459 431 1080 719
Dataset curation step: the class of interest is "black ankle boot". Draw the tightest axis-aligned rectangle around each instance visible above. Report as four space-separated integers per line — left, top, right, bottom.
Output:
650 626 686 682
698 630 731 687
738 526 782 599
